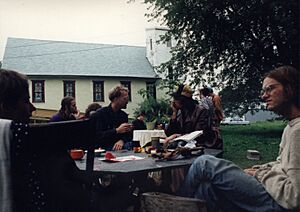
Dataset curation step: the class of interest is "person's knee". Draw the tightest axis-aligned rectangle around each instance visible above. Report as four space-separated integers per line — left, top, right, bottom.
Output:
191 155 221 175
194 155 216 166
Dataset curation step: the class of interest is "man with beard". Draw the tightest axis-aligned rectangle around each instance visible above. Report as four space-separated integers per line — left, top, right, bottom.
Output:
93 85 133 150
49 96 81 122
179 66 300 211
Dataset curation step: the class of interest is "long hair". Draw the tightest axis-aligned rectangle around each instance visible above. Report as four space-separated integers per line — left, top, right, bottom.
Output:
265 66 300 108
59 96 75 119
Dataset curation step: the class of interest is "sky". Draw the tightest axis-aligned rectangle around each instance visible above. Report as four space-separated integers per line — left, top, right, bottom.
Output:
0 0 160 60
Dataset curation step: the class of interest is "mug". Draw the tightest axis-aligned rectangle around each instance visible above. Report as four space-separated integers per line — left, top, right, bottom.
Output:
151 137 160 149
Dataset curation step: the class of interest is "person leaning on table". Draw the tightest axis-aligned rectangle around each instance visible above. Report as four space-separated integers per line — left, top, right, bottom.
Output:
178 65 300 211
0 69 136 212
164 84 210 144
49 96 81 122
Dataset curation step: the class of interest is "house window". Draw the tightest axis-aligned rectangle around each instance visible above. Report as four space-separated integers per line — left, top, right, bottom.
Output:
32 80 45 102
120 81 131 101
93 81 104 102
146 82 156 99
63 81 75 98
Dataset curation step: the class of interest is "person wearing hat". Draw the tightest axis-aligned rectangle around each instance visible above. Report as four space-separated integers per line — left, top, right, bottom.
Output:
164 84 210 145
163 84 212 192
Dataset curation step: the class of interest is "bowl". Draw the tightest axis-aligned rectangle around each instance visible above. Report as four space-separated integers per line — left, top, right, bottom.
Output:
70 149 85 160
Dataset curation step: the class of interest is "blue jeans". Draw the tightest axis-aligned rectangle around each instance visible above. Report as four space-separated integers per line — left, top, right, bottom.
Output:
178 155 284 212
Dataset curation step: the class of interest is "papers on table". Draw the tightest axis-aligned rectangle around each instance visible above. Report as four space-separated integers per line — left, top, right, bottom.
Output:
100 155 145 162
173 130 203 142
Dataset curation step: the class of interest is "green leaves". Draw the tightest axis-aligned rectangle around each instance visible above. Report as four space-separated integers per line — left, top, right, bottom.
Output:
134 95 170 122
143 0 299 115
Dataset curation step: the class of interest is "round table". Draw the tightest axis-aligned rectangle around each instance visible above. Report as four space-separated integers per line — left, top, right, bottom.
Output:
133 130 166 147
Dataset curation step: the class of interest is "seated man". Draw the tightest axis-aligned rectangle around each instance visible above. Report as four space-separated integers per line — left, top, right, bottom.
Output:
179 66 300 211
49 96 81 122
0 69 135 212
93 85 133 150
165 84 221 149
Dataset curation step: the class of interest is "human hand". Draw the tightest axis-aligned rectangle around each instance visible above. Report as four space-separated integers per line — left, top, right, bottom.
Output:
113 140 124 150
73 110 81 119
170 101 178 112
170 101 178 120
164 134 182 143
244 168 257 176
116 123 133 134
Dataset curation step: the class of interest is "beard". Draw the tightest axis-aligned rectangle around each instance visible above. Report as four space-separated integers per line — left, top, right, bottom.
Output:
269 99 291 116
122 104 127 109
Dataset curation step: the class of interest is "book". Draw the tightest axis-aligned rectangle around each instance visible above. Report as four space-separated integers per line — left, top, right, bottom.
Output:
173 130 203 142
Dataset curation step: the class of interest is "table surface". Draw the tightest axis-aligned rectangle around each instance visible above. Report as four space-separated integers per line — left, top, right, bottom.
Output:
76 148 223 176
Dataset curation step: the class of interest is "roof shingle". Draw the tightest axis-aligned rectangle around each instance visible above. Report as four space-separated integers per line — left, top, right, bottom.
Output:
2 37 157 79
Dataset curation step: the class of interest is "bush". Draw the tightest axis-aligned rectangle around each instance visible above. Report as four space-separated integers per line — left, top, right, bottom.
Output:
134 97 171 123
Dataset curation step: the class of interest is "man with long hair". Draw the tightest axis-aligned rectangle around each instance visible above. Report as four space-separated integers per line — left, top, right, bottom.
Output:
49 96 80 122
179 66 300 211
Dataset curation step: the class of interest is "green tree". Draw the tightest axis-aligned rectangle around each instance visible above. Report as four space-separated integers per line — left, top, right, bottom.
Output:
143 0 299 115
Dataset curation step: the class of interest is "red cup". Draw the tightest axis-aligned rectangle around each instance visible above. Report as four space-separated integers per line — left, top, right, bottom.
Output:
70 149 85 160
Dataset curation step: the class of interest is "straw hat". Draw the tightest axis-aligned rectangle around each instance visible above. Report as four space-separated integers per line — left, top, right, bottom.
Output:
172 84 193 99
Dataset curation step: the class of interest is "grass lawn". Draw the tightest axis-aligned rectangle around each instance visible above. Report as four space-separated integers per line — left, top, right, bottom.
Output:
221 120 286 168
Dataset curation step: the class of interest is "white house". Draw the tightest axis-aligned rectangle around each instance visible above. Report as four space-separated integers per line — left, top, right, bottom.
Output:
2 37 161 120
2 27 176 120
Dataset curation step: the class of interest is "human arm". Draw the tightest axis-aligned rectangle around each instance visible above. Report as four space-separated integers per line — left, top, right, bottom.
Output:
112 123 133 150
113 140 124 150
244 168 258 176
255 126 300 209
244 156 281 176
164 133 182 144
165 108 182 136
72 109 83 120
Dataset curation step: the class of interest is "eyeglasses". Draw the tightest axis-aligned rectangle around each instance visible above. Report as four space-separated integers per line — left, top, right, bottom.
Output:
261 83 280 96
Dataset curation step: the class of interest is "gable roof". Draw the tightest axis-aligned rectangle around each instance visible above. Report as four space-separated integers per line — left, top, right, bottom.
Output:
2 37 158 79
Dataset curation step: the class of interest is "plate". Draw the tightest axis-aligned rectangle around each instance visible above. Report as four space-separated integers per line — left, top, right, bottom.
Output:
84 149 106 157
95 149 106 157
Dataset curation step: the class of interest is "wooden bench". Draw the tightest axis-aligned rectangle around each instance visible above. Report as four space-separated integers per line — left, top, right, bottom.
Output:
140 192 207 212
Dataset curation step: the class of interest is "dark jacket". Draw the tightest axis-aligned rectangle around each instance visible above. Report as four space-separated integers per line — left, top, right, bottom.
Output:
132 119 147 130
165 104 210 137
49 113 76 122
93 104 132 150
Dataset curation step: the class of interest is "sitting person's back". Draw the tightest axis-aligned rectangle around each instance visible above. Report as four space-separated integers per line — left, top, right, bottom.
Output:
132 112 147 130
